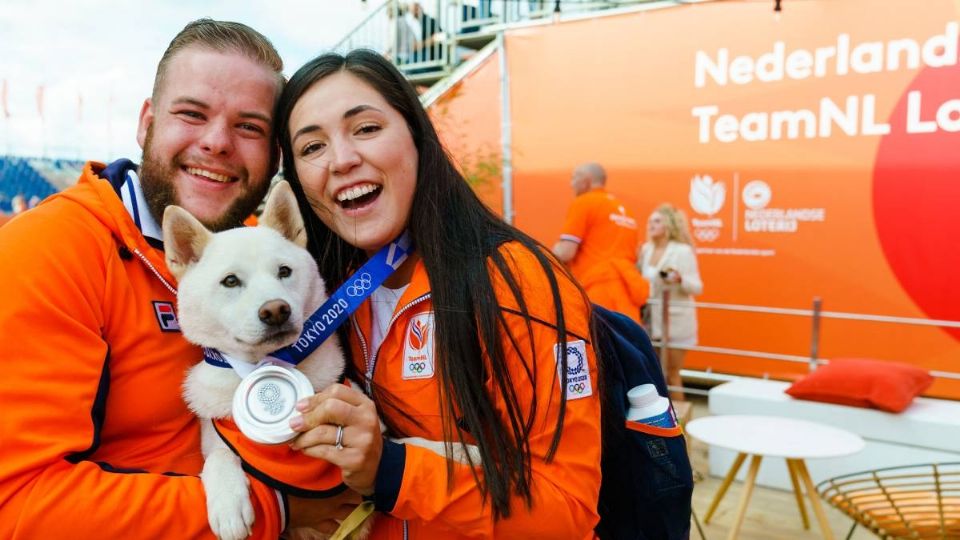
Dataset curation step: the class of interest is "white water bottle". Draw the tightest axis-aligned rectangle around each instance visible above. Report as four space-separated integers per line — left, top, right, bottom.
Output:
626 384 676 428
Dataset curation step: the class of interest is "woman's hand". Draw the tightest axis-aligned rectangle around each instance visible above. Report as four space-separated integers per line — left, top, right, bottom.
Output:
662 267 682 285
289 383 383 496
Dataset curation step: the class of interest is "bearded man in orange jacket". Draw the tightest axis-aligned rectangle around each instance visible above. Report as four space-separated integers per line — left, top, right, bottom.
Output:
0 19 359 539
552 162 645 322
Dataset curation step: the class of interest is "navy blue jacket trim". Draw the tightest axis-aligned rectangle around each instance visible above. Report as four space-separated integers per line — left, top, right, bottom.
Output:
212 421 348 499
98 158 164 251
99 158 138 195
373 439 405 512
144 236 165 251
90 462 189 476
65 347 110 464
94 461 148 474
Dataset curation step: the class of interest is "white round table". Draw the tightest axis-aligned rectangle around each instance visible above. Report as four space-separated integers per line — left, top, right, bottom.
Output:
686 415 865 540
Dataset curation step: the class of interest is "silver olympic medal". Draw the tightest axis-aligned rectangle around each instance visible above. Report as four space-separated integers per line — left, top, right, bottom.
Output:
232 363 314 445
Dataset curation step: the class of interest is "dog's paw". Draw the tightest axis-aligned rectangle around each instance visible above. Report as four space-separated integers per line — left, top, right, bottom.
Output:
207 493 255 540
202 451 255 540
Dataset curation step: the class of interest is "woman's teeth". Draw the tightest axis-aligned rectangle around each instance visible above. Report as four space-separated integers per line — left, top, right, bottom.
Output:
337 184 379 202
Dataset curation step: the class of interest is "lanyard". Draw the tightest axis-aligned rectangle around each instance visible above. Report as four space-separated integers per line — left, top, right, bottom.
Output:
203 231 414 370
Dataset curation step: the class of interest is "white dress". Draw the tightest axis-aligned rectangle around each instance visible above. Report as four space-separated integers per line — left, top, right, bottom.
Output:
639 241 703 346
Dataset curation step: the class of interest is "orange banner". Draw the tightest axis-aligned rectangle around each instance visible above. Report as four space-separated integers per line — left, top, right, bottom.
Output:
432 0 960 398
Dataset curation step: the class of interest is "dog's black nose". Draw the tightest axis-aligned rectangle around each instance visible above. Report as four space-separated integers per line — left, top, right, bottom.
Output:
259 300 291 326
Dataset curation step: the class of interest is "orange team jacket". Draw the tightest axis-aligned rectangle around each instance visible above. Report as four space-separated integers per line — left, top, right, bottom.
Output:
0 162 286 539
560 188 645 322
348 242 602 539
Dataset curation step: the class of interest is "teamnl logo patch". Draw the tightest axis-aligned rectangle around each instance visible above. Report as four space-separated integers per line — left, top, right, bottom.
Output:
402 313 435 380
153 301 181 332
555 340 593 400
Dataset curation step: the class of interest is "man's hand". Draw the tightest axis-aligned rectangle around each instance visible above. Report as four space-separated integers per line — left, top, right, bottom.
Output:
285 490 363 538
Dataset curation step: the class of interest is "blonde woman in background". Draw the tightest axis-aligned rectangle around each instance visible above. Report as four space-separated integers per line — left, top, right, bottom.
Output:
639 204 703 401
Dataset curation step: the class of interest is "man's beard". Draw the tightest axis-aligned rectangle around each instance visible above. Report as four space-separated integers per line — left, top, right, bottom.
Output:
139 126 268 232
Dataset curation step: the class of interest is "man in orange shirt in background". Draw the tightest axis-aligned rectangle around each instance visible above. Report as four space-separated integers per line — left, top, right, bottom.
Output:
553 162 645 322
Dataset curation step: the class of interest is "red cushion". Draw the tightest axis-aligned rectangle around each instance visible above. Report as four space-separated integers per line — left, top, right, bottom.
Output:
785 358 933 413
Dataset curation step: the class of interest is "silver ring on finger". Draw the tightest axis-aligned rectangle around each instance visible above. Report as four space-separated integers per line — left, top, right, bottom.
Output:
335 424 345 451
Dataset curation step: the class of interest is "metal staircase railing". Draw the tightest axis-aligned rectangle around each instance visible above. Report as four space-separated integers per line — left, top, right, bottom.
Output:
331 0 656 87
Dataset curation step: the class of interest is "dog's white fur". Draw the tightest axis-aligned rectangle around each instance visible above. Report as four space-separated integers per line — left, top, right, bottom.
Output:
165 181 350 540
164 182 478 540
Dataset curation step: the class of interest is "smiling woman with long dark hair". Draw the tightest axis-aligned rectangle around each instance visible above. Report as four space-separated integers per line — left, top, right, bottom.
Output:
279 49 603 538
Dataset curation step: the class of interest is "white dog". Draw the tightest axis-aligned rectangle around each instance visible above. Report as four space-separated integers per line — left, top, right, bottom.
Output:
164 181 477 540
164 181 350 540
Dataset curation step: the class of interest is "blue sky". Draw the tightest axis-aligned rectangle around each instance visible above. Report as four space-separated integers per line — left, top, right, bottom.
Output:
0 0 375 161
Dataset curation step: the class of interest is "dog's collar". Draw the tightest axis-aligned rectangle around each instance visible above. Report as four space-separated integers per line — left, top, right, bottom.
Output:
203 231 414 371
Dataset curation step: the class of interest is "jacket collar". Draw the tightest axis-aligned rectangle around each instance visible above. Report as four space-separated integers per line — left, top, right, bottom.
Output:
63 161 177 288
352 256 432 353
100 159 165 249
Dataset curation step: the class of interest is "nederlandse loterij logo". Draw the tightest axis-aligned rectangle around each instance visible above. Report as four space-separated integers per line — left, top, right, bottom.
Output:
152 301 180 332
689 174 726 216
741 178 825 233
742 180 772 210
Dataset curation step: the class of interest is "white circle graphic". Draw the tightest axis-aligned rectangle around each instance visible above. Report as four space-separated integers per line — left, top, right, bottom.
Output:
742 180 772 210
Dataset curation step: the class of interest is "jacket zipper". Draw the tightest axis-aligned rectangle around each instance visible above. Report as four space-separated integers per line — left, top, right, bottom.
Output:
132 247 177 296
351 317 372 394
354 293 431 396
353 293 429 539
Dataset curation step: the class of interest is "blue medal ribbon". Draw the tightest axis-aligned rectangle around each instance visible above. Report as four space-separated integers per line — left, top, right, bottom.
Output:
203 231 413 369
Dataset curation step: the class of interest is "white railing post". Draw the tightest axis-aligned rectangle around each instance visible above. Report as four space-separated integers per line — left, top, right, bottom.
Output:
660 289 671 373
809 297 822 372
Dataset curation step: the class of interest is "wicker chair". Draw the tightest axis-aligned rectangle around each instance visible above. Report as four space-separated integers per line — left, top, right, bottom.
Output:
818 463 960 539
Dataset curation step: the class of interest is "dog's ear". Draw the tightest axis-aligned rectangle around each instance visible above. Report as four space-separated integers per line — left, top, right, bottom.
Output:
162 205 212 280
259 181 307 248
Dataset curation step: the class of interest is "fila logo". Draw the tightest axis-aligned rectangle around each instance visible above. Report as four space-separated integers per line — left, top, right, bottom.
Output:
153 301 181 332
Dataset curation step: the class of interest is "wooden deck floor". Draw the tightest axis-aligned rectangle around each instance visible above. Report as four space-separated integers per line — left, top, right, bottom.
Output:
686 395 872 539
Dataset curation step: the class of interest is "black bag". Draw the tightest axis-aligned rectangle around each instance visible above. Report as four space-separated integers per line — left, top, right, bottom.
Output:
592 304 694 540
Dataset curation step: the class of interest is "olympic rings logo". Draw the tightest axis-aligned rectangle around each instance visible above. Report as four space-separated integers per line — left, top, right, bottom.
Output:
346 272 373 297
569 382 586 394
694 228 720 242
408 361 427 373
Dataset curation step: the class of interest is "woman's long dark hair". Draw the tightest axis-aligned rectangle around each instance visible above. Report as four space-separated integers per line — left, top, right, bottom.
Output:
276 50 584 518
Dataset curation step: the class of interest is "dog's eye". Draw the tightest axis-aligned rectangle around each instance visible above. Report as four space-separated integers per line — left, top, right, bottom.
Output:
221 274 241 288
278 265 292 279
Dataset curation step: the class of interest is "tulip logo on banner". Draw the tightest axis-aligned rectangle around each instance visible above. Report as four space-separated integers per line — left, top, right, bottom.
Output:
689 175 725 216
689 175 725 242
